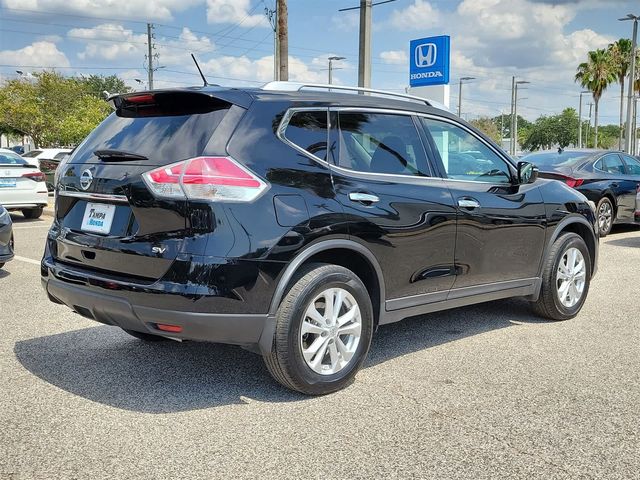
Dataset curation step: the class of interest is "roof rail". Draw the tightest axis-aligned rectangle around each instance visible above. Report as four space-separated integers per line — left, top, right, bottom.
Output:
261 81 448 110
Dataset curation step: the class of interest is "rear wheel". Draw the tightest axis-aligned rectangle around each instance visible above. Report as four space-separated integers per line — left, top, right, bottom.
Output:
22 207 43 219
532 233 591 321
263 263 374 395
596 197 614 237
122 328 170 342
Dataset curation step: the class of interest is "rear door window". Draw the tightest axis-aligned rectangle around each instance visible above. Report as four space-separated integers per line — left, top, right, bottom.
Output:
283 110 328 160
596 154 625 175
336 112 430 176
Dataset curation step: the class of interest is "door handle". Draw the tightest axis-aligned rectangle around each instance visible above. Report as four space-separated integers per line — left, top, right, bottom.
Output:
458 198 481 209
349 192 379 204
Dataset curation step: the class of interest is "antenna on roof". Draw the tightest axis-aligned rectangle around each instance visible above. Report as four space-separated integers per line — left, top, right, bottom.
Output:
191 53 209 86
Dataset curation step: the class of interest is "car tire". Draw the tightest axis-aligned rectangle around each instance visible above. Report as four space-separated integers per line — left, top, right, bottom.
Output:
22 207 43 219
263 263 374 395
596 197 614 237
122 328 170 342
532 232 591 321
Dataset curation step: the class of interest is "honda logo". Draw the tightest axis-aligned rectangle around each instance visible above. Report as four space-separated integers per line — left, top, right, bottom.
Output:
415 43 437 68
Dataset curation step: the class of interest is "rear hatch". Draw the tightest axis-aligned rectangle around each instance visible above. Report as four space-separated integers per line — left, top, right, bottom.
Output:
53 90 244 281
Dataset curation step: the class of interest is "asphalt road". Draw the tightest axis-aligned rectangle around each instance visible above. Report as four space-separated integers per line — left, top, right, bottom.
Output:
1 213 638 479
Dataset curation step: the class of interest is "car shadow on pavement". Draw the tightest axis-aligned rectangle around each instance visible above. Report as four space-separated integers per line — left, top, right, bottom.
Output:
14 298 546 413
604 236 640 248
8 214 48 224
0 269 10 279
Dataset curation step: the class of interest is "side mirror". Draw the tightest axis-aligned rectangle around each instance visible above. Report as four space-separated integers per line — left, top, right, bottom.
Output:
517 161 538 185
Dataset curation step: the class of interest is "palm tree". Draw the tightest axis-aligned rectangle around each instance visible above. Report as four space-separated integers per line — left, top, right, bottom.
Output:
607 39 632 150
575 49 617 148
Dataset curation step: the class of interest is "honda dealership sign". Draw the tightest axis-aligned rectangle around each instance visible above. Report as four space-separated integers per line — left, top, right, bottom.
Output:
409 35 450 87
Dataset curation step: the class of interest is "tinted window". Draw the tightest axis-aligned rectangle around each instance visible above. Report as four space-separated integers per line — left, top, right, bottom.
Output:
22 150 41 158
596 154 625 174
621 155 640 175
70 107 229 166
0 152 27 165
284 110 328 160
421 118 512 183
54 152 69 160
337 113 429 176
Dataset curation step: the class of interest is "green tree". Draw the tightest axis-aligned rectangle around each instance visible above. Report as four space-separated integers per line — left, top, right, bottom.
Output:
575 49 616 148
522 108 579 151
77 74 132 99
0 71 111 148
469 117 501 143
607 39 634 149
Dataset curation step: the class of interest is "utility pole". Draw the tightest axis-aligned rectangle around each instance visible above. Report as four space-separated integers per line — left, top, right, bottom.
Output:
358 0 372 88
510 76 516 155
338 1 396 89
457 77 475 117
620 14 639 153
265 6 278 81
586 102 594 147
277 0 288 81
146 23 156 90
578 90 590 148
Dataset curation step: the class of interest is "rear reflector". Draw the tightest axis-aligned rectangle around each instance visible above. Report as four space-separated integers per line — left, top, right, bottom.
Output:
126 93 155 104
22 171 46 182
156 324 183 333
143 156 267 202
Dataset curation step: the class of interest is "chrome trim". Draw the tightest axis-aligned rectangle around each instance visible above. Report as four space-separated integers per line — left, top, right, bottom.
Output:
58 191 129 203
348 192 380 203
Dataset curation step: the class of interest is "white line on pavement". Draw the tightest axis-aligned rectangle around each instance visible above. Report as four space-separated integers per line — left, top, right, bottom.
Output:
13 255 41 266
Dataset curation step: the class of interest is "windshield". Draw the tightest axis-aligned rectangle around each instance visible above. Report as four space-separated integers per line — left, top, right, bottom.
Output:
522 151 592 168
0 152 29 165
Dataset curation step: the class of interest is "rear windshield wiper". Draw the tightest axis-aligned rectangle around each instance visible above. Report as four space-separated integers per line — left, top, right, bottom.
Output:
94 149 149 162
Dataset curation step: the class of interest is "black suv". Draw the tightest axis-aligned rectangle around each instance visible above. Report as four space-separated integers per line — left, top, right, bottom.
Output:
42 83 598 394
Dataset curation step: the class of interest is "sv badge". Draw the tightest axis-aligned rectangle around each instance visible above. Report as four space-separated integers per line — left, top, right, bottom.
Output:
151 246 167 254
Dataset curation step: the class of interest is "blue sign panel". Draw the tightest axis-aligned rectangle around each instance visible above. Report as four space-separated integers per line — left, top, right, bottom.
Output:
409 35 450 87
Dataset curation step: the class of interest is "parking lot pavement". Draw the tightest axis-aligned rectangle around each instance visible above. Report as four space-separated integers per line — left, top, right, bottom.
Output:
1 213 638 480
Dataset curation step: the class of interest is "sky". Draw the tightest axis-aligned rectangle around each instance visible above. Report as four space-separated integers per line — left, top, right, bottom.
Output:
0 0 638 123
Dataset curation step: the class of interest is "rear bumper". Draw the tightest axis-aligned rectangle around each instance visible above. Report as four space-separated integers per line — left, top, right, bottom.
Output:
42 274 275 354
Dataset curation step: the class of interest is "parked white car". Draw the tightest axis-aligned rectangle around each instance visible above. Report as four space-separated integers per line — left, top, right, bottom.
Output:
22 148 72 166
0 149 48 219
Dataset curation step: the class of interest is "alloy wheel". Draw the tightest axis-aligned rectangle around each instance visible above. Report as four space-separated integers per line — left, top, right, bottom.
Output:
556 247 586 308
299 287 362 375
598 201 612 233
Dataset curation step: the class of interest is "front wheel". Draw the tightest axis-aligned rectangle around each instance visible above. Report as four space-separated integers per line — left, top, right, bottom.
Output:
263 263 374 395
532 233 591 321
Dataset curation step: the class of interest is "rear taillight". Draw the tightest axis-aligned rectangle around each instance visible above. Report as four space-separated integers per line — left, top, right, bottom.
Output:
556 174 584 188
143 156 267 202
22 171 46 182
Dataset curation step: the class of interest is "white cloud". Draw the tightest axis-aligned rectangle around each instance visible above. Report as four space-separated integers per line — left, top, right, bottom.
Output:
201 54 325 86
380 50 408 65
390 0 441 29
0 41 70 68
206 0 268 27
68 24 214 65
1 0 203 21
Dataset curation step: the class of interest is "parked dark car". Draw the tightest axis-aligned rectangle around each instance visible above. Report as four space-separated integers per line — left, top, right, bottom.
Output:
0 205 14 269
41 84 599 394
522 149 640 236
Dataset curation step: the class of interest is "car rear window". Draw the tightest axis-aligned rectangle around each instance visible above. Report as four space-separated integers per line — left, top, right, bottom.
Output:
0 152 28 165
70 95 231 166
522 151 592 168
22 150 41 158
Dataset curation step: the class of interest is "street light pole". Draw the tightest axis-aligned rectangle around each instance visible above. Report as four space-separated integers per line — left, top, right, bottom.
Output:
620 14 639 153
328 56 346 85
512 80 530 156
586 102 594 147
578 90 590 148
457 76 475 118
